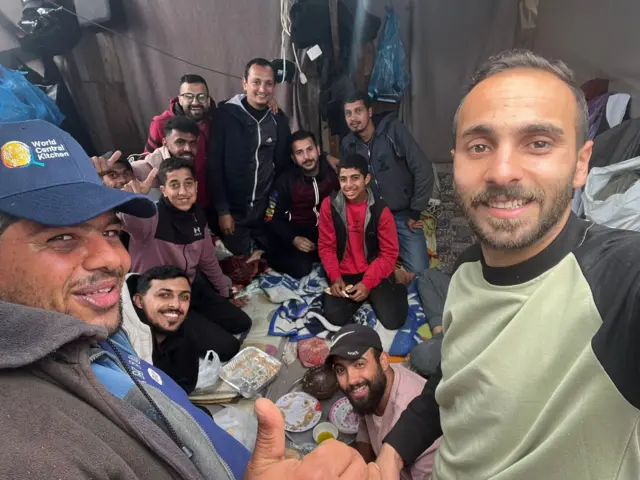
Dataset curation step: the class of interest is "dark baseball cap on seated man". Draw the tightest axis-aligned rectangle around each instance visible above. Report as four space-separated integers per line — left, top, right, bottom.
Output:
0 120 156 225
326 323 384 364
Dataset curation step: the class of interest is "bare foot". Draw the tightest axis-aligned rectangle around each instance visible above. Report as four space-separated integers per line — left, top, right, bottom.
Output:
246 250 264 264
394 268 416 285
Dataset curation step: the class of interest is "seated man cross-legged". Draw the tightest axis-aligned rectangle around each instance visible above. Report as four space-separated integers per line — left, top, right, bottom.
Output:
122 265 200 394
327 324 440 479
318 154 408 329
265 130 339 278
93 154 251 361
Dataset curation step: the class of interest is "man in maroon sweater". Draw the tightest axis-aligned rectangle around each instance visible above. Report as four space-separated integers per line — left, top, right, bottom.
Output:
318 154 408 330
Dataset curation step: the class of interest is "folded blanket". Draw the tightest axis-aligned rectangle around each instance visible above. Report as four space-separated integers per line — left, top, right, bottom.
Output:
259 265 426 357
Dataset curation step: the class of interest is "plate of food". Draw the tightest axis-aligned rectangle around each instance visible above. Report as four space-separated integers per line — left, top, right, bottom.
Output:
276 392 323 433
329 396 360 435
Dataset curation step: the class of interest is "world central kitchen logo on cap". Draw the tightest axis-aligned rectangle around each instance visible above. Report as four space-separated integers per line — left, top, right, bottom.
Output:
1 138 71 169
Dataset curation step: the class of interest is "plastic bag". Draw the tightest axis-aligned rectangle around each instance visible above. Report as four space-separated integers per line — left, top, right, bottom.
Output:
368 7 410 104
583 155 640 231
193 350 221 392
0 66 64 125
212 406 258 451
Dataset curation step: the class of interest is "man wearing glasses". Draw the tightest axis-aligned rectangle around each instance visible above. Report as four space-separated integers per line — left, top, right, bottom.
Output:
144 74 216 212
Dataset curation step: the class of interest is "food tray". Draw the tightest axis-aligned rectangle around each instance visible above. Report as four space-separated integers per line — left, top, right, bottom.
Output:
220 347 282 398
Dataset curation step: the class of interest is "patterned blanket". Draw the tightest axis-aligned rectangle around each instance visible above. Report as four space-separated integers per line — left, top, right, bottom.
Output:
259 265 426 357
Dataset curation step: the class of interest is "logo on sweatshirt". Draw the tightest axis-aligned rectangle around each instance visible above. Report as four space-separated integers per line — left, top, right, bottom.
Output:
193 226 202 237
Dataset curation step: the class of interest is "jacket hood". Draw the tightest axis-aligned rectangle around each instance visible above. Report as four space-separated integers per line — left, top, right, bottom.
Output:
222 93 275 123
0 301 108 369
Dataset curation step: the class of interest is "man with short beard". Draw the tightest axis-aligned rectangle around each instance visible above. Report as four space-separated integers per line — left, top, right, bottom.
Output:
377 50 640 480
145 74 216 209
265 130 339 278
327 324 439 479
0 120 379 480
133 116 200 201
122 265 200 394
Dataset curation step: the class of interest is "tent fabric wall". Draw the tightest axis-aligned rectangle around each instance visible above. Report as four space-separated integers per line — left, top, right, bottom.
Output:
532 0 640 118
407 0 519 163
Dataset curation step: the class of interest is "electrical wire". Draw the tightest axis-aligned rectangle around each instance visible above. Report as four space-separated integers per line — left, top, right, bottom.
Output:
280 0 304 81
46 0 242 80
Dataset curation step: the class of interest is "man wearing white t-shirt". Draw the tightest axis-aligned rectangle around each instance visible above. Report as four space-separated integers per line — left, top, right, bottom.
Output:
327 324 440 479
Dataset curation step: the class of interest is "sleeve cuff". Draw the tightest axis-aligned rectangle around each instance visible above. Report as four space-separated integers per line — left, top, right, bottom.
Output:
408 209 422 221
361 277 379 291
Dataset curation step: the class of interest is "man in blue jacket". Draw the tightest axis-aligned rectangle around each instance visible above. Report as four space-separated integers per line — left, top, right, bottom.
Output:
0 120 377 480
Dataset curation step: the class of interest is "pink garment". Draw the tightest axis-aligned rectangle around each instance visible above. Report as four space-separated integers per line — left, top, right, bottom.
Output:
356 364 440 479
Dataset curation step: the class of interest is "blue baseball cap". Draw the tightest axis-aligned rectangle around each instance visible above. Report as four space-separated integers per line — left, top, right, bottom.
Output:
0 120 156 226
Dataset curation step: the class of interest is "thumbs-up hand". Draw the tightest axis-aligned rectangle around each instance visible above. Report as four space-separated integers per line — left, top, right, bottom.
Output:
122 168 158 195
245 398 381 480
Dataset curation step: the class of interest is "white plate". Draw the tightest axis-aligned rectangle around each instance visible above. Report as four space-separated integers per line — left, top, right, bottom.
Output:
276 392 323 433
329 397 360 435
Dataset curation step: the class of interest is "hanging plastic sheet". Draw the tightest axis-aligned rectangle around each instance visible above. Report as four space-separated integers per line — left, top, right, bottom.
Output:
368 7 409 103
0 66 64 125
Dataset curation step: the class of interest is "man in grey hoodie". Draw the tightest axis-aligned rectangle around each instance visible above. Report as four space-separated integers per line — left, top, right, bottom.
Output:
341 91 434 273
0 120 378 480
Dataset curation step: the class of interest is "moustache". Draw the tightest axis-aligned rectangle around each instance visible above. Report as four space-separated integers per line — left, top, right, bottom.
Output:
469 185 544 206
69 270 124 291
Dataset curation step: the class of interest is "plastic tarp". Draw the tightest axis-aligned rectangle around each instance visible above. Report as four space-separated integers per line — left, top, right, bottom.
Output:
583 155 640 231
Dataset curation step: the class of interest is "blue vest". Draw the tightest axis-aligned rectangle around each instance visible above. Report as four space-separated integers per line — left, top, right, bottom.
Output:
93 330 250 479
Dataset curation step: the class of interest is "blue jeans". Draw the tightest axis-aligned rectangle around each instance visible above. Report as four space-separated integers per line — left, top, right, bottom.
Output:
394 214 430 273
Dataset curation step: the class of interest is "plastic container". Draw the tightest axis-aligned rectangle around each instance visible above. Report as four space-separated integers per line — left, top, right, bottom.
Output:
312 422 339 444
220 347 282 398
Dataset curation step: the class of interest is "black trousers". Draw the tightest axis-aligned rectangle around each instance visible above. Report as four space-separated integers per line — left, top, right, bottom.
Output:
268 224 319 279
184 272 252 361
222 198 269 256
323 273 408 330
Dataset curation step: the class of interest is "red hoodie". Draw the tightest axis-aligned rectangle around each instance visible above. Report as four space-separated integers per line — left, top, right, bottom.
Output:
144 97 216 209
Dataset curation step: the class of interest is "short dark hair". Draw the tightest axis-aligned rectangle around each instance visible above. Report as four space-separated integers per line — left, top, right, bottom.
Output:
291 130 317 151
454 49 588 145
180 74 208 91
244 58 275 81
137 265 190 296
343 90 371 109
338 154 369 177
163 116 201 138
158 157 196 185
0 211 18 237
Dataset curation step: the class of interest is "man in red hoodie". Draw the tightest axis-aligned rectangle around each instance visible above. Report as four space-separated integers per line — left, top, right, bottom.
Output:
318 154 408 330
145 74 216 211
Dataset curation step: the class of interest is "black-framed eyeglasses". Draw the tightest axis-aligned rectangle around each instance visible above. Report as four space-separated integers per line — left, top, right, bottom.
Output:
179 93 208 103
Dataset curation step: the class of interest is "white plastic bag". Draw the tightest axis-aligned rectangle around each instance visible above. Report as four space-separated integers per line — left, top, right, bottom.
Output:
193 350 221 392
583 155 640 231
212 406 258 451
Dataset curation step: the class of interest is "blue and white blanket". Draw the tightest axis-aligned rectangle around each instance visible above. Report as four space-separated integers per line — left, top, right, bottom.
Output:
259 265 425 357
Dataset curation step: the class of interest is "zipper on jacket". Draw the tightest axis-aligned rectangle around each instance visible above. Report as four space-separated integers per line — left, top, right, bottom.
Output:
364 143 383 199
312 177 320 226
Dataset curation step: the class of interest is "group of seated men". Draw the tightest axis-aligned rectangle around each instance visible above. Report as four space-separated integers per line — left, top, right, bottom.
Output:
91 56 435 389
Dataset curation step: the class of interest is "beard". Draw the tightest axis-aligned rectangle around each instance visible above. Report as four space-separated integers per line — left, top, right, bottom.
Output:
109 298 124 335
345 364 387 415
454 175 574 251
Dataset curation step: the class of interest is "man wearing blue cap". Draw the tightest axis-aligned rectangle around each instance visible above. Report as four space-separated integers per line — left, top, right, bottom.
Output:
0 120 378 480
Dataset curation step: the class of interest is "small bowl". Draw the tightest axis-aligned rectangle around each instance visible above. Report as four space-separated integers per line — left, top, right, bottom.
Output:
312 422 339 444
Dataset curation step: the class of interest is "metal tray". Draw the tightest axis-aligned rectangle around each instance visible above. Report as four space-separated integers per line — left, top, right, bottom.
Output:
220 347 282 398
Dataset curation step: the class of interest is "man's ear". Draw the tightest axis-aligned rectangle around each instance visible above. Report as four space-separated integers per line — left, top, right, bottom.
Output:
573 140 593 189
160 185 168 197
450 149 455 161
368 107 373 118
242 79 248 93
365 173 372 185
162 137 167 147
133 294 144 309
380 351 390 372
